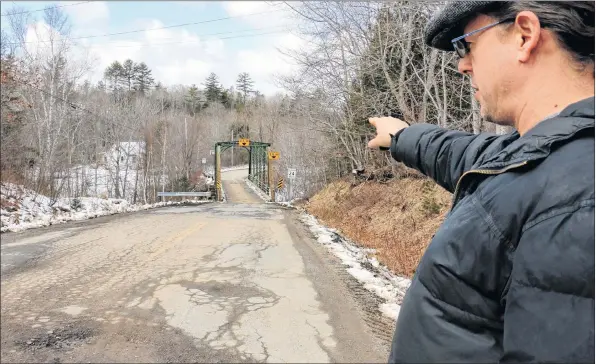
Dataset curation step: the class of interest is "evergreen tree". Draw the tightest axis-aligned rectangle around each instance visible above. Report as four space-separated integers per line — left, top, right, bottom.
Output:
121 59 136 91
236 72 254 104
219 88 233 109
103 61 124 93
185 84 201 115
133 62 154 95
203 72 221 103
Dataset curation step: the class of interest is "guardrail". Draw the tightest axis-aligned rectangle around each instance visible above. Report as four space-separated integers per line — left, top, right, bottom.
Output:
157 191 212 201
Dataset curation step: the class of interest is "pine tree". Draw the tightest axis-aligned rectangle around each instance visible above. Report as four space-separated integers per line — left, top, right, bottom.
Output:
133 62 154 95
185 84 201 115
219 88 233 109
121 59 136 91
103 61 124 93
236 72 254 104
203 72 221 103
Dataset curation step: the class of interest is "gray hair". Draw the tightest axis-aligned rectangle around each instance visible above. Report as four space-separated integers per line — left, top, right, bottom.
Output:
484 1 594 71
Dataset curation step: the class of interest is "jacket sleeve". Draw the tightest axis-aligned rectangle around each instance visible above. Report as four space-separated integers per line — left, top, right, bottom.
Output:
501 201 595 362
390 123 508 193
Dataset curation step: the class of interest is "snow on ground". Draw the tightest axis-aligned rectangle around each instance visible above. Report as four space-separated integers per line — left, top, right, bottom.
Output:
220 164 249 172
299 213 411 322
243 176 300 207
1 183 210 233
244 177 272 202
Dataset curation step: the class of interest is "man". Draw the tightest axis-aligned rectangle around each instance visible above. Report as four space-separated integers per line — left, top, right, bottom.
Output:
367 1 594 362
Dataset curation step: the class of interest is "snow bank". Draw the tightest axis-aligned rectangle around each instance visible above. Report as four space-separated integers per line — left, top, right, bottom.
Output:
244 177 272 202
299 213 411 321
1 182 210 233
243 176 300 208
221 164 249 172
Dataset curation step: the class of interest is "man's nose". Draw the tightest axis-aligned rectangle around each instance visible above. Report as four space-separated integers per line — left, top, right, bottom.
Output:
458 57 472 75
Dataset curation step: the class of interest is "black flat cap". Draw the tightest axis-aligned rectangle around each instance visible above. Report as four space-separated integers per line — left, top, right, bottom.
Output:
424 1 501 51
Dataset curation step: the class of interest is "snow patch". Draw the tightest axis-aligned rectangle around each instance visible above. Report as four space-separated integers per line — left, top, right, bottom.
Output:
244 177 271 202
1 182 211 233
243 177 299 208
221 164 249 172
299 213 411 321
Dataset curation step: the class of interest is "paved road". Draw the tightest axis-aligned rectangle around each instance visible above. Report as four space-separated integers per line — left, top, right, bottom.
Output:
1 168 392 363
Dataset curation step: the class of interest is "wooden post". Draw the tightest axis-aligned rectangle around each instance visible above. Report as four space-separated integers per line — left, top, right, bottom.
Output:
268 154 274 202
215 144 222 201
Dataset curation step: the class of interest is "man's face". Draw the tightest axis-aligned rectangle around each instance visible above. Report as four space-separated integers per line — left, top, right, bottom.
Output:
457 14 517 125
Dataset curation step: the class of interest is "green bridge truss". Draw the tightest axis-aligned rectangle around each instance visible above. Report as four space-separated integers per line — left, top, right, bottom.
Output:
214 141 272 202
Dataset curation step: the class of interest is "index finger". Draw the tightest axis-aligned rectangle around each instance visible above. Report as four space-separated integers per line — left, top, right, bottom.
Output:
368 117 377 126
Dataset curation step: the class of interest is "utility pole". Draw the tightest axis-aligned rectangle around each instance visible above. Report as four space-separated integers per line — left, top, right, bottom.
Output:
184 117 188 179
231 129 234 167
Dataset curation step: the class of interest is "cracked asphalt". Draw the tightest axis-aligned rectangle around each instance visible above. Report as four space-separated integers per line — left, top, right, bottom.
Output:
1 169 391 363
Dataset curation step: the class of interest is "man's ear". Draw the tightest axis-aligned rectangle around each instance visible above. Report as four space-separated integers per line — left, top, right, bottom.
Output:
513 11 542 63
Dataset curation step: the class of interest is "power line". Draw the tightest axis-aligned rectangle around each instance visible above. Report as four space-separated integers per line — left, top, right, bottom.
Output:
31 26 288 49
82 30 286 49
1 1 91 17
6 8 284 45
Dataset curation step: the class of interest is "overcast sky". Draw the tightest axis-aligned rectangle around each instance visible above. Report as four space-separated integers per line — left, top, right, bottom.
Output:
1 1 305 95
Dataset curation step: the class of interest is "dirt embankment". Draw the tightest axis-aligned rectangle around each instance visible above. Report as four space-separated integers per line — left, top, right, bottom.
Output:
304 177 452 278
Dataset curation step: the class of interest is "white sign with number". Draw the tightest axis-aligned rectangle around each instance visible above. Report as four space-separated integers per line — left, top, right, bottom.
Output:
287 168 297 179
201 158 207 164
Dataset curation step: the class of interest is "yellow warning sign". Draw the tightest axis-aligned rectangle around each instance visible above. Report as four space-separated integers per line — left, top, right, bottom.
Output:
238 138 250 147
277 178 284 189
268 151 280 160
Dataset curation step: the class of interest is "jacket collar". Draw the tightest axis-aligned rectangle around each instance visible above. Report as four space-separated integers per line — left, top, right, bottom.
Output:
477 96 594 169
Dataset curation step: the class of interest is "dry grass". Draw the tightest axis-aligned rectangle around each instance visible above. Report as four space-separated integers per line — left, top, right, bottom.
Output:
305 177 452 278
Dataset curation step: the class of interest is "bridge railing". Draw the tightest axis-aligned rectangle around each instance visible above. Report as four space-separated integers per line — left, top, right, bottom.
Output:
157 191 212 202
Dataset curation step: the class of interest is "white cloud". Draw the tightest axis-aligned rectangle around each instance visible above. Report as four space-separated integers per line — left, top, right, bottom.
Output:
76 18 227 89
223 1 272 16
235 33 303 83
25 20 66 56
156 59 212 87
63 1 109 28
222 1 290 29
203 38 225 58
19 1 306 96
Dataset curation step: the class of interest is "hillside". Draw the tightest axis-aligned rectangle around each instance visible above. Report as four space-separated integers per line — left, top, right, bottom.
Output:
303 177 453 278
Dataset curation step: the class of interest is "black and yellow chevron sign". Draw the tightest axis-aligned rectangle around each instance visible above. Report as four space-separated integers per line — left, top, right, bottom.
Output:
277 178 284 190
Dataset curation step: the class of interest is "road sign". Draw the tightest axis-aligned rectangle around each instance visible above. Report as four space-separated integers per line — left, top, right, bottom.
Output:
268 151 280 160
210 150 215 155
277 177 284 190
238 138 250 147
287 168 297 179
201 158 207 164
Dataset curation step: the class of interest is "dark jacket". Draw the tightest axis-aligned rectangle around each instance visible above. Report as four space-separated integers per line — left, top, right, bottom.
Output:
388 97 595 363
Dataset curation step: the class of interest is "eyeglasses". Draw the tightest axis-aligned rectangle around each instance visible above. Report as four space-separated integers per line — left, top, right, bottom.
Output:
451 18 514 58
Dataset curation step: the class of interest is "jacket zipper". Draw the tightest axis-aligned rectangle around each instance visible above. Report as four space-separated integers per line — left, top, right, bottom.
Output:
451 161 529 208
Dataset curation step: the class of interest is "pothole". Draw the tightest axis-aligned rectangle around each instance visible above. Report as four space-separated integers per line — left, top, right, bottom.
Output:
16 323 96 351
179 280 272 300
